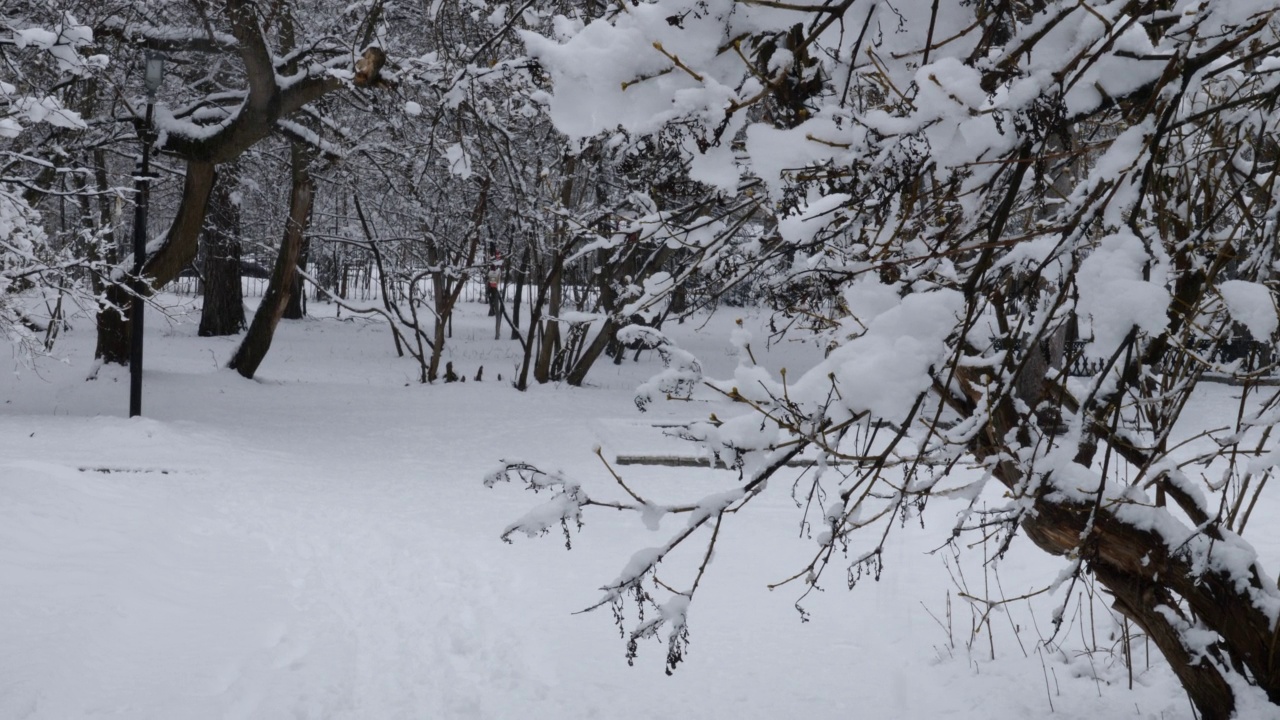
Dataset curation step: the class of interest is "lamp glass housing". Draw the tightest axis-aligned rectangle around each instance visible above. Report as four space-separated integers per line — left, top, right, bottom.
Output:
144 53 165 97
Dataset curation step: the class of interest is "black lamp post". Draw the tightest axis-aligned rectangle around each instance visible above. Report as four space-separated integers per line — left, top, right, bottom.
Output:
129 51 163 418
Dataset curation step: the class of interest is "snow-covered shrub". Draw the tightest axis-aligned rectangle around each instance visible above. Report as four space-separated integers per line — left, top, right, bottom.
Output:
0 187 53 353
493 2 1280 718
0 16 104 359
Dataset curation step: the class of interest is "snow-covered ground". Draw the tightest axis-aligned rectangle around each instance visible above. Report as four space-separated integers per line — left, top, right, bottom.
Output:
1 295 1267 719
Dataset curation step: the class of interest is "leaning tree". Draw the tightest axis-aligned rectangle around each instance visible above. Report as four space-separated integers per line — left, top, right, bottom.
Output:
62 0 392 366
489 1 1280 717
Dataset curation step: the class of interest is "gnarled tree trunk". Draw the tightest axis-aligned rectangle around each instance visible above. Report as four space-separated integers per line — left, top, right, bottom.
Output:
198 163 246 336
96 160 216 364
227 143 314 378
92 0 385 365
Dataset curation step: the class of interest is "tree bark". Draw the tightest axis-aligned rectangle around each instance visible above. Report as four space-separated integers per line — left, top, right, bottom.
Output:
533 258 563 383
564 243 677 386
227 144 314 378
510 245 529 340
198 163 246 336
426 274 450 382
96 160 216 364
93 0 383 364
956 357 1280 720
423 178 489 382
282 236 309 320
564 316 617 387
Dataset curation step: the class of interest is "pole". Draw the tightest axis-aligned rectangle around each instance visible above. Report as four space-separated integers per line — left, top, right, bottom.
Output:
129 100 154 417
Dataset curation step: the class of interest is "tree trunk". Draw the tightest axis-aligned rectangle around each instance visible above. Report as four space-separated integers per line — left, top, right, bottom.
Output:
426 274 449 382
90 0 387 364
669 281 687 316
198 164 246 336
564 317 618 387
227 145 313 378
515 253 551 391
564 247 620 387
510 245 529 340
533 260 563 383
956 354 1280 720
564 243 677 386
282 236 309 319
96 160 217 364
422 178 490 382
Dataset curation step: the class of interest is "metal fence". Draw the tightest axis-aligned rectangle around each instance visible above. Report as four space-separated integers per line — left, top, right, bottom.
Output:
994 338 1276 377
168 268 608 311
168 272 494 304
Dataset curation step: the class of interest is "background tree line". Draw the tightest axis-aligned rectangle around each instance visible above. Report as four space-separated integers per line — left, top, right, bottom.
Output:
2 0 737 385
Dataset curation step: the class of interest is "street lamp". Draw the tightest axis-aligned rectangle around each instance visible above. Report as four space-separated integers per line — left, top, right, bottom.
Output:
144 52 164 97
129 52 163 417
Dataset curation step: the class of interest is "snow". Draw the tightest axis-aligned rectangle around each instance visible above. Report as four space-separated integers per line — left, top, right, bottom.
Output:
744 118 858 202
807 287 964 422
0 294 1269 719
1219 280 1278 341
10 17 99 76
10 95 87 130
444 142 474 178
777 193 852 245
1076 232 1171 356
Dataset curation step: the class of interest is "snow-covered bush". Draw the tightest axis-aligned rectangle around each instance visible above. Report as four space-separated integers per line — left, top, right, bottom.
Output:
1 15 106 358
493 2 1280 718
0 188 48 350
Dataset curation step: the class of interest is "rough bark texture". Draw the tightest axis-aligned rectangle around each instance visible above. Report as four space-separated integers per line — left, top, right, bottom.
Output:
227 145 313 378
282 237 309 320
533 260 563 384
1018 490 1273 719
96 161 216 364
563 316 617 387
198 164 246 336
